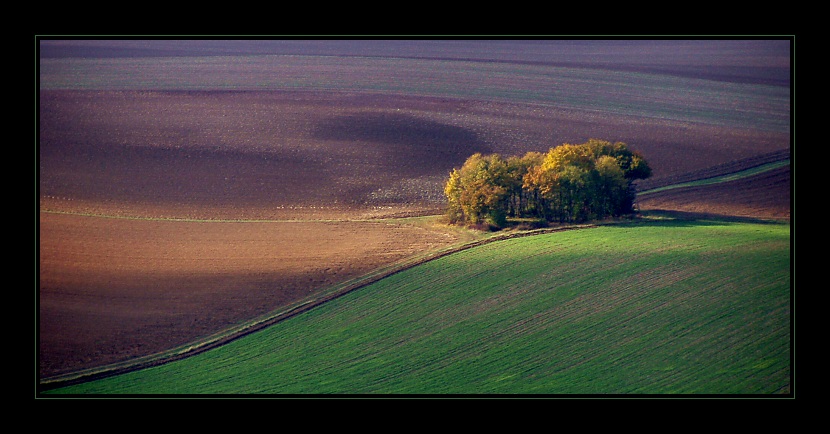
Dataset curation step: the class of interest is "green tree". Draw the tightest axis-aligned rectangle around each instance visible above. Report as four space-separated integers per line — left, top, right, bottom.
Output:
445 153 510 227
523 143 595 222
443 168 464 224
590 154 628 217
444 139 652 229
557 164 589 223
585 138 653 181
505 152 543 218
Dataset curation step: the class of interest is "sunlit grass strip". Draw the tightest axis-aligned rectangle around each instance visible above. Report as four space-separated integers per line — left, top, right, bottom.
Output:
45 217 790 395
638 159 790 196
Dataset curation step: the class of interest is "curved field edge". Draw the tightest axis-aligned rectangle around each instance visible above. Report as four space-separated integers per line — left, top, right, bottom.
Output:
637 158 790 196
37 219 591 390
43 216 790 394
38 159 790 390
38 152 790 224
39 54 791 133
636 149 790 193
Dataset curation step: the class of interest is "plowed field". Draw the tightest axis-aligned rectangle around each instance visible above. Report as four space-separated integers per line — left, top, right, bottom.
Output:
638 165 791 220
39 90 789 221
38 41 791 381
39 212 474 378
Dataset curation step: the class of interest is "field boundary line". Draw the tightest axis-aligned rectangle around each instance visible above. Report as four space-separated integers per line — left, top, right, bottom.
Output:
37 209 369 223
38 156 789 390
39 156 789 224
38 208 444 225
637 155 789 196
38 222 599 391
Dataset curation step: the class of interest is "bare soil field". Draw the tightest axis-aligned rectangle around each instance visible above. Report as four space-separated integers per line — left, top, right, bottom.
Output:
637 165 791 220
38 89 791 381
39 213 474 378
39 90 788 219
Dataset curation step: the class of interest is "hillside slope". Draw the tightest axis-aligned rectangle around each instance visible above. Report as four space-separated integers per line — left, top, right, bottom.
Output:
45 217 790 394
638 164 791 220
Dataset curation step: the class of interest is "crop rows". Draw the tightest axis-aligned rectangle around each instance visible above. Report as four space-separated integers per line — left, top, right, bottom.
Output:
39 55 790 134
47 216 790 394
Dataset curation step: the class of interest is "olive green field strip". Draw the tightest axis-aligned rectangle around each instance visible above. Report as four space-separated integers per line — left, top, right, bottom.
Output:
637 159 790 196
45 216 790 394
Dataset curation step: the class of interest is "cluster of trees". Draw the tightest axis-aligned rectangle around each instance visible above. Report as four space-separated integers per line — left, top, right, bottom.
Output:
444 139 652 228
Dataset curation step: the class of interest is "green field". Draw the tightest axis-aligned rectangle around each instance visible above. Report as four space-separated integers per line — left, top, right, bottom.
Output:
45 213 790 395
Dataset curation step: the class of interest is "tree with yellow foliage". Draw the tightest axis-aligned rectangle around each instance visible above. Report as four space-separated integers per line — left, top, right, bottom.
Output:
444 153 510 227
445 139 651 228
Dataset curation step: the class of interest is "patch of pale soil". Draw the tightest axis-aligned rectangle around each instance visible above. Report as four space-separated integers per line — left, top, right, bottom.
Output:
39 211 464 379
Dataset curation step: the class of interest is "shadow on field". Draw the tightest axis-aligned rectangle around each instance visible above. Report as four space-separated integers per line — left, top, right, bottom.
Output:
313 112 485 148
635 209 789 227
312 112 492 176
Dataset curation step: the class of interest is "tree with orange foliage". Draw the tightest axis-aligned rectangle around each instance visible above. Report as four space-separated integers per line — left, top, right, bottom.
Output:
444 153 510 227
445 140 651 228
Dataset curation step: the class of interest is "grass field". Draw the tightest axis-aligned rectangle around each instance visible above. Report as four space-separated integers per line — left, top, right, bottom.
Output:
46 213 790 395
37 40 792 395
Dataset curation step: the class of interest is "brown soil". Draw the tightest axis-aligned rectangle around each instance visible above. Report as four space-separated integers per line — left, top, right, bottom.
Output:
638 165 791 220
38 89 791 381
39 90 789 218
39 213 472 379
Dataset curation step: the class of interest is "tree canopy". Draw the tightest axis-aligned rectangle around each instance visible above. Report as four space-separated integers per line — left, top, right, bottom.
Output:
444 139 652 228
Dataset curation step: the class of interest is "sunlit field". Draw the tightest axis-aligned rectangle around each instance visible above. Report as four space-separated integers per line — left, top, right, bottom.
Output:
47 215 790 394
38 40 792 394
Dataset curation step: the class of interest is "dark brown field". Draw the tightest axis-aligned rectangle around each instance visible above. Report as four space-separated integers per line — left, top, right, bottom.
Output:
638 165 790 220
38 89 790 380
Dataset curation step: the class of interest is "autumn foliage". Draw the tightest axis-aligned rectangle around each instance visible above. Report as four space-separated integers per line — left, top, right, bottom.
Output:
444 139 652 228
